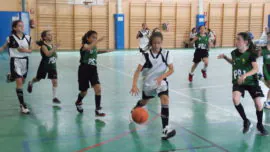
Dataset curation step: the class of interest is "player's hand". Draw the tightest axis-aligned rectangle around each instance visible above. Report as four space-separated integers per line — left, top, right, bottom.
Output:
0 47 4 52
18 47 31 53
217 54 226 59
130 85 140 96
238 75 247 85
98 36 106 42
53 43 61 50
155 77 163 86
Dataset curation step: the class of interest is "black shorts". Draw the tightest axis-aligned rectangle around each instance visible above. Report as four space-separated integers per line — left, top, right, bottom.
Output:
233 84 264 99
142 90 169 100
10 57 29 79
193 49 209 63
36 63 57 80
78 64 100 91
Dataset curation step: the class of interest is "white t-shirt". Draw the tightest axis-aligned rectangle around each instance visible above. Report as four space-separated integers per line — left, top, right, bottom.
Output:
139 29 151 51
189 32 197 39
7 34 31 58
139 49 173 87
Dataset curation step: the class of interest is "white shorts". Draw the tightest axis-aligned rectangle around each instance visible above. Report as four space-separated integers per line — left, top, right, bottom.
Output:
10 57 29 79
142 80 168 99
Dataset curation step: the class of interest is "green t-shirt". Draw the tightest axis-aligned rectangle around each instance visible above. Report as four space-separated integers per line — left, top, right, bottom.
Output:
261 47 270 65
40 43 57 70
195 34 209 50
80 45 97 66
231 49 258 86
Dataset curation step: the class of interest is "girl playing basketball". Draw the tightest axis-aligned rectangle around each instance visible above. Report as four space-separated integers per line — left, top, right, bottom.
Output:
75 30 110 116
130 32 176 140
218 32 268 136
27 30 61 104
258 32 270 109
188 25 212 82
0 20 32 114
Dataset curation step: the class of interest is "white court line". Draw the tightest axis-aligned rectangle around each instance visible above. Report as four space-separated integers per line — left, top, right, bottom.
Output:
98 63 270 127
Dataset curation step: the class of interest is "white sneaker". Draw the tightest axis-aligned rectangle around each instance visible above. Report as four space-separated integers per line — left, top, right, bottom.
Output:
161 126 176 140
20 104 30 114
264 101 270 109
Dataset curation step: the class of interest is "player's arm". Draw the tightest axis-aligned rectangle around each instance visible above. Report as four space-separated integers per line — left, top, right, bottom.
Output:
136 31 141 39
156 64 174 85
238 61 258 85
0 41 8 52
82 37 105 51
190 36 198 44
18 47 32 53
217 54 233 64
41 45 57 57
130 64 143 96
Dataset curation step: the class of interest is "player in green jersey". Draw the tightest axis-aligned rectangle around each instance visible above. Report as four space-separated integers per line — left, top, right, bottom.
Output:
258 32 270 109
188 25 212 82
218 32 268 136
75 30 111 116
27 30 61 104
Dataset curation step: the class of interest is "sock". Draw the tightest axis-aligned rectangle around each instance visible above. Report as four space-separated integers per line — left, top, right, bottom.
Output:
235 103 248 121
52 87 57 99
190 72 194 75
95 95 101 110
76 93 84 104
161 104 169 129
256 110 263 126
203 65 207 71
135 100 145 108
16 88 25 106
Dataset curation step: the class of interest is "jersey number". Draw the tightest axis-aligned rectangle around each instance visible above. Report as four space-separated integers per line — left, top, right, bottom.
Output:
49 57 57 64
88 58 96 65
198 44 206 49
233 69 246 79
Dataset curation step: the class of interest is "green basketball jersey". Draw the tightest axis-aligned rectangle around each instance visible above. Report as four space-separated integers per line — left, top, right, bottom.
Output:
262 47 270 65
40 43 57 70
80 45 97 66
195 34 209 50
231 49 258 86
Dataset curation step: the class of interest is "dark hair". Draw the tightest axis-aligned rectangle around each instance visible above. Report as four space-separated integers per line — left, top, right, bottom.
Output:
267 32 270 35
82 30 97 44
148 32 163 48
191 27 196 33
152 28 160 33
11 20 23 34
36 30 50 46
237 32 257 55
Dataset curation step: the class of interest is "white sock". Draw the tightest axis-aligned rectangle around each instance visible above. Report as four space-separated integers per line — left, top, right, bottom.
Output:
190 72 194 75
52 87 57 99
203 66 207 71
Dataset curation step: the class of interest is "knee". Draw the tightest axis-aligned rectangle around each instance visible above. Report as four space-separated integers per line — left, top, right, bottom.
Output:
81 91 87 97
232 97 240 105
52 80 58 87
94 86 101 95
139 100 148 106
160 95 169 105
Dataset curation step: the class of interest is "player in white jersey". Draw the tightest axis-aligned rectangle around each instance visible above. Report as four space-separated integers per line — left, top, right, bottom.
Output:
136 23 151 53
130 32 176 140
0 20 32 114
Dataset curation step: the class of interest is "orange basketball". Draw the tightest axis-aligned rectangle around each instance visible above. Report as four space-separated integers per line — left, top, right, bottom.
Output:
132 107 149 124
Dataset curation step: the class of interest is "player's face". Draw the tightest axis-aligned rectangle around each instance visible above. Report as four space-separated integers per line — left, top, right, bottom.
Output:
88 33 97 43
151 37 162 51
14 22 24 33
46 31 53 41
200 26 205 34
142 24 147 29
236 35 247 49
